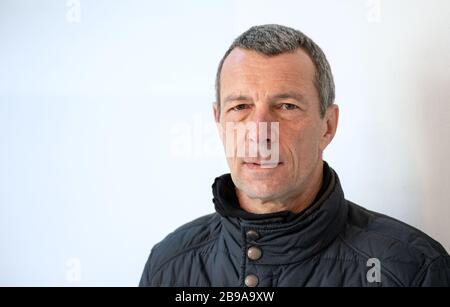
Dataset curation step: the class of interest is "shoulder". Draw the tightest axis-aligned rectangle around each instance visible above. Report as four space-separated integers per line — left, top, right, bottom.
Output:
344 201 447 258
139 213 221 286
151 212 221 260
341 201 449 286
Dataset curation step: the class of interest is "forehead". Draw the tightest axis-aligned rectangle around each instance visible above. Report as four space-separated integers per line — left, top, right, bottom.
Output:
220 47 317 96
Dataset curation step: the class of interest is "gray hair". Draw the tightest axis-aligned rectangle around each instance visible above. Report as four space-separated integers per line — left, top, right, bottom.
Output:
215 24 335 118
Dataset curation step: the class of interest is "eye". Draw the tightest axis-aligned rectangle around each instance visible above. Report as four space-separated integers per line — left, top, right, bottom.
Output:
279 103 299 110
230 104 250 112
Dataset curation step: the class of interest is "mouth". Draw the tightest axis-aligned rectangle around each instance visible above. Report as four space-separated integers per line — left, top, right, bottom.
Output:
242 161 283 169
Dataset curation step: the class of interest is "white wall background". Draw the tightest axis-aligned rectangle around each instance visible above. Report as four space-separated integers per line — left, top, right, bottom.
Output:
0 0 449 286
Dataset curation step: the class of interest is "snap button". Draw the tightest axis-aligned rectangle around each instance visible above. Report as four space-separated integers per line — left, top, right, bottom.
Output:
244 274 259 287
247 246 262 261
246 229 260 241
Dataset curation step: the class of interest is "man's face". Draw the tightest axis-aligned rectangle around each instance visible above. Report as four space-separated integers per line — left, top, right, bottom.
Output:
215 47 337 203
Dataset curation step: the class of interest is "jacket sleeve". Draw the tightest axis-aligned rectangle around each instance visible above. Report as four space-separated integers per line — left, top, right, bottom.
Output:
415 255 450 286
139 250 155 287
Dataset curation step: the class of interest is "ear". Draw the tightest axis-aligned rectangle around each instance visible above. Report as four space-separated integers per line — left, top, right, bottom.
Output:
213 102 220 123
320 104 339 151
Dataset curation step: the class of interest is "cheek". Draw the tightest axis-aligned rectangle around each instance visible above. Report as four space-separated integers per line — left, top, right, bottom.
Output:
280 123 321 160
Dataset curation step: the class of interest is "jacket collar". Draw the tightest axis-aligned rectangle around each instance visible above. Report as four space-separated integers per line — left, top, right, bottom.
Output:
212 162 348 264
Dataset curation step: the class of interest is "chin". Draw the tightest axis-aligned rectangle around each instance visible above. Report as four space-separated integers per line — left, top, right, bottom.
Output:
239 182 285 201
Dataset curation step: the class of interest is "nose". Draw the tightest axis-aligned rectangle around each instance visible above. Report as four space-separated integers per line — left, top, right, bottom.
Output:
251 104 273 124
246 105 275 147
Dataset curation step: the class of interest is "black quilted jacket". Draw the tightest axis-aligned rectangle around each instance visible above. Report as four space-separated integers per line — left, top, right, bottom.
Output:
140 163 450 287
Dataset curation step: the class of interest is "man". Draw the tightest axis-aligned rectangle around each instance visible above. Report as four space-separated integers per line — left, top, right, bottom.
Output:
140 24 450 286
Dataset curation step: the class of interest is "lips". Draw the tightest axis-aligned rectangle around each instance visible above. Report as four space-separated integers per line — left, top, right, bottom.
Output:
243 160 283 169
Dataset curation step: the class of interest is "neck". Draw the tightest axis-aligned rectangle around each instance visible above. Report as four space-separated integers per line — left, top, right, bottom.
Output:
236 160 324 215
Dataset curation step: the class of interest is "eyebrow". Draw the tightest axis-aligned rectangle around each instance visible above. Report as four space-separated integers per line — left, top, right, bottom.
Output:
268 92 307 104
222 94 252 106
